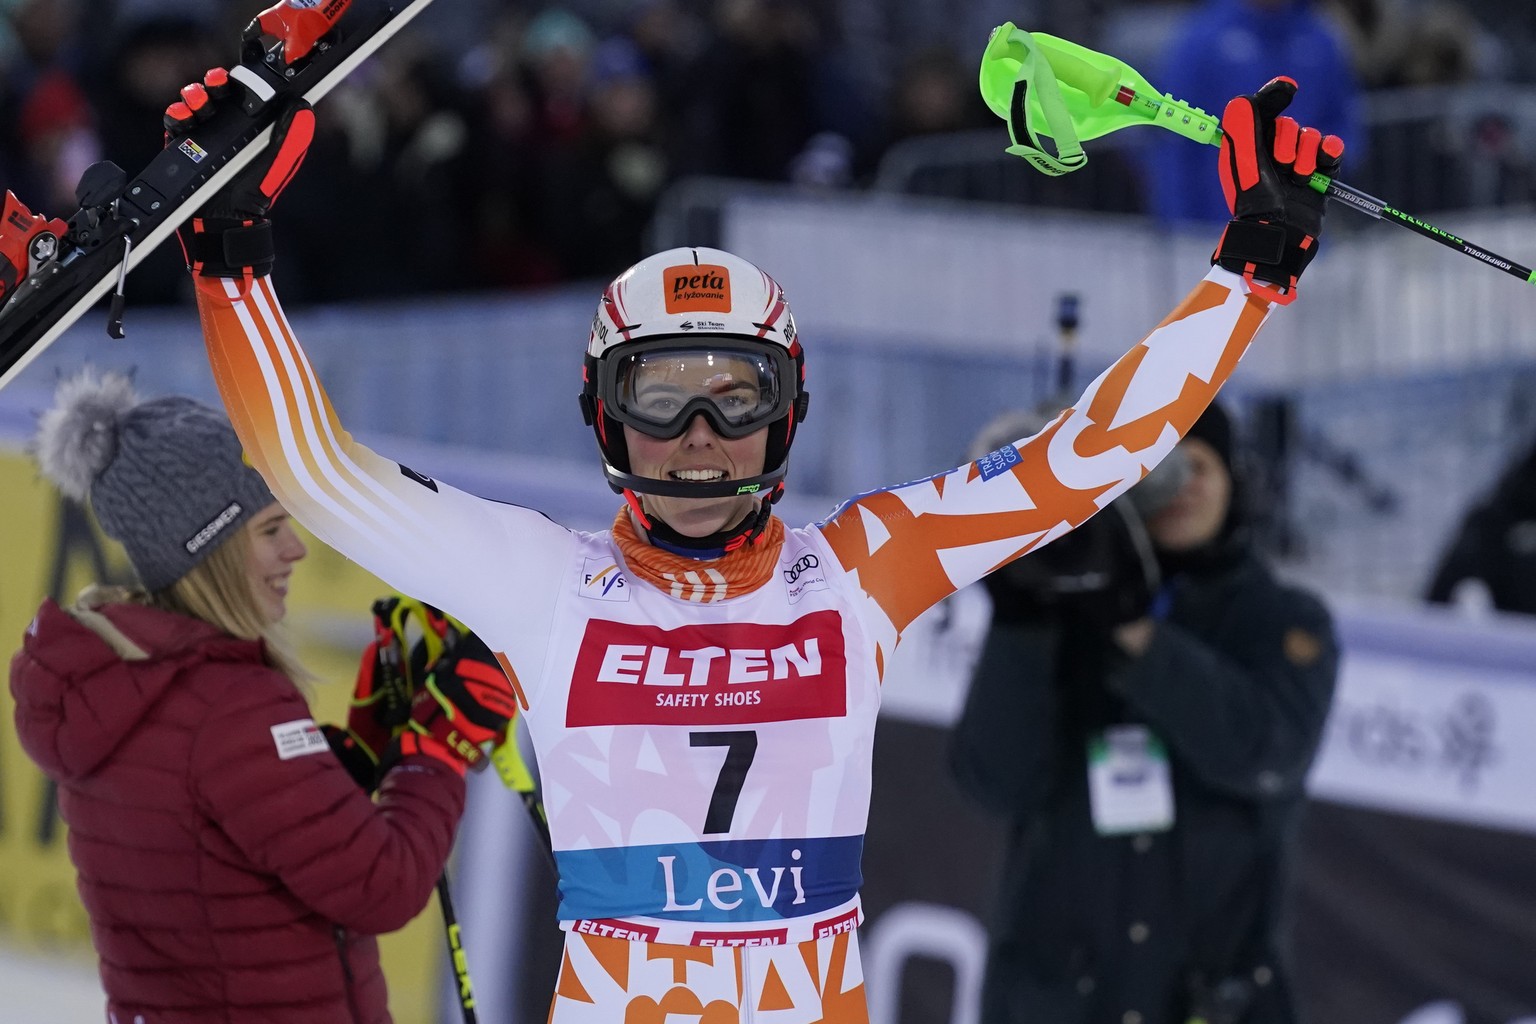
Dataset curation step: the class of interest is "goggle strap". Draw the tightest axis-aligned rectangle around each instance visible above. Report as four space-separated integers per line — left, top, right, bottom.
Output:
622 488 652 530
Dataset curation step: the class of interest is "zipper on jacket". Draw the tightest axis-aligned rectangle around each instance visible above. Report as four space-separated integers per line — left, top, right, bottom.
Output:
334 925 363 1024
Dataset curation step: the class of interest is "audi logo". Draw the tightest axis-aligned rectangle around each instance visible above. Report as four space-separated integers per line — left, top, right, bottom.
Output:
783 554 819 583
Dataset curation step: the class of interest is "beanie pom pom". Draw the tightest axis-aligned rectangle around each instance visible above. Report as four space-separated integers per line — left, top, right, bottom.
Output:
33 369 140 502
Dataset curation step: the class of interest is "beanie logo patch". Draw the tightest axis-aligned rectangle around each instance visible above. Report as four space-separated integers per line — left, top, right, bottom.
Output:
185 502 243 555
663 264 732 313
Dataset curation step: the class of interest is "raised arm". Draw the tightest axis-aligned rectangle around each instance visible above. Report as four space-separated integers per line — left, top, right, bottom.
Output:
819 77 1344 650
817 265 1267 639
173 93 572 643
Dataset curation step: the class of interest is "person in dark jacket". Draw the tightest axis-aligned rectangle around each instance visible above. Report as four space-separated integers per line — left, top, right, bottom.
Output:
1424 437 1536 615
9 369 518 1024
950 401 1339 1024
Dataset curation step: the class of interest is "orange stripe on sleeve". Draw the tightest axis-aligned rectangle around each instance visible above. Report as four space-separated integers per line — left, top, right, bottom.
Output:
820 269 1273 641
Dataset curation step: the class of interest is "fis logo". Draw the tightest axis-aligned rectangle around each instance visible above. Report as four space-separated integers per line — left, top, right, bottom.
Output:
582 558 630 601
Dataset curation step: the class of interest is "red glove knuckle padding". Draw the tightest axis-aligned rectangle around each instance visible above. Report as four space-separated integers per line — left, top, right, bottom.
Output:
1273 116 1299 164
1294 127 1322 176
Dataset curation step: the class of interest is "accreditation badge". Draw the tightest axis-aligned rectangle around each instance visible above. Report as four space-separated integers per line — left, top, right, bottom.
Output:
1087 724 1175 835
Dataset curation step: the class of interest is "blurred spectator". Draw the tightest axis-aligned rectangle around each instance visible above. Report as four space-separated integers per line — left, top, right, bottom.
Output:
275 43 477 301
84 12 222 304
0 0 99 214
1142 0 1361 226
14 66 99 216
690 0 831 181
838 0 1028 110
457 9 561 288
1425 438 1536 616
1323 0 1486 87
951 402 1339 1024
521 7 596 147
25 0 1534 299
89 13 221 183
538 36 671 278
886 43 992 143
789 131 855 190
624 0 710 150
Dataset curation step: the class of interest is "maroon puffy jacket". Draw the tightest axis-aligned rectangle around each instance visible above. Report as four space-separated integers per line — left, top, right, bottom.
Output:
9 597 467 1024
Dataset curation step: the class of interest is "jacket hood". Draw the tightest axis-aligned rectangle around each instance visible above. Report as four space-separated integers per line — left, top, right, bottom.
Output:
9 598 263 780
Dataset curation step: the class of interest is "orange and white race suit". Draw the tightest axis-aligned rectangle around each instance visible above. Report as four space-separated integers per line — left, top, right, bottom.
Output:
194 266 1277 1021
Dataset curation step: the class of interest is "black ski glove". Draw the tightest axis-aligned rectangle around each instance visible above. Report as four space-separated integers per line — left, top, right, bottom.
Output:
164 69 314 280
320 723 380 791
1212 76 1345 305
985 498 1160 629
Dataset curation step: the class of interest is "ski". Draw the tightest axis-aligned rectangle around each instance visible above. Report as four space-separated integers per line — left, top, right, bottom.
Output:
0 0 440 392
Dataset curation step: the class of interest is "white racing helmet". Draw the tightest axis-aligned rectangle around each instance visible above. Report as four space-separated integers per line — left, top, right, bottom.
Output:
579 246 810 503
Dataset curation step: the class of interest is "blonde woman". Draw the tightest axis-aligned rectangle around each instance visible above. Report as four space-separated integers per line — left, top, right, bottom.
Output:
8 370 516 1024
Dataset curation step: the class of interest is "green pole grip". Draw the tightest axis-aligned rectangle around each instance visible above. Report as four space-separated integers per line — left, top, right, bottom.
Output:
1170 99 1334 194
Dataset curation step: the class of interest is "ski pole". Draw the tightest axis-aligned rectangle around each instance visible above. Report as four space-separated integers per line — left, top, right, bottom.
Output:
979 23 1536 286
372 596 547 1023
437 872 479 1024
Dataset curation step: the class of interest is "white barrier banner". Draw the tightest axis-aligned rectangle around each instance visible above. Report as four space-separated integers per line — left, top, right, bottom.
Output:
1306 605 1536 834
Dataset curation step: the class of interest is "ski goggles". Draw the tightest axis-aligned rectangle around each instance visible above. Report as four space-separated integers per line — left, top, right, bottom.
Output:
598 339 797 440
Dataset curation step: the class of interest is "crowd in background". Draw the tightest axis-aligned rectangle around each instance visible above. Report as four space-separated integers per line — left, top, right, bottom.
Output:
0 0 1528 303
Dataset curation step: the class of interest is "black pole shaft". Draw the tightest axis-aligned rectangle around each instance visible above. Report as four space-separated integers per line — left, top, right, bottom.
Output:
437 872 478 1024
1323 180 1536 284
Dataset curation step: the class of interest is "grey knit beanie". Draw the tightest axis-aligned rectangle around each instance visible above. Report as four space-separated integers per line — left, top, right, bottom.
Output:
32 369 276 591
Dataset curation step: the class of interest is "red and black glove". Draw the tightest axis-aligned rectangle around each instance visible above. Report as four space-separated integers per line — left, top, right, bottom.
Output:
329 596 473 789
321 600 416 789
1212 76 1345 305
164 69 314 281
389 632 519 776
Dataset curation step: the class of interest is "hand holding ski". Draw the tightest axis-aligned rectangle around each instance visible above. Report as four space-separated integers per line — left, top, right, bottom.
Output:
0 0 443 394
166 71 315 290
